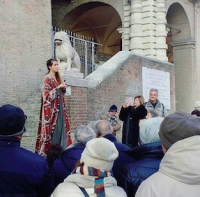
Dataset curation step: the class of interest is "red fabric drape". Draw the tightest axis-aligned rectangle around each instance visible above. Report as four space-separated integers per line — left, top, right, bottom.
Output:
35 74 71 156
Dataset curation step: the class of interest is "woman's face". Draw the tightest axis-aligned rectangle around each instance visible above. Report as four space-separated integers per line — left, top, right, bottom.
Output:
49 61 59 73
134 98 141 107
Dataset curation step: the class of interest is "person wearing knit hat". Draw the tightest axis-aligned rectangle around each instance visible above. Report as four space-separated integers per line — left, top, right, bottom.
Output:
159 111 200 150
109 105 118 112
0 104 27 136
0 104 53 196
136 111 200 197
50 138 127 197
101 104 121 136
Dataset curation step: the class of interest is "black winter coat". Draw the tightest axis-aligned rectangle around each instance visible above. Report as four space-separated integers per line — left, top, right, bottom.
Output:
119 105 147 147
118 142 164 197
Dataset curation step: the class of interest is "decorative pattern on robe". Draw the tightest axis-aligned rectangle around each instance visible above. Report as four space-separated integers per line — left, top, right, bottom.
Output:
35 74 71 156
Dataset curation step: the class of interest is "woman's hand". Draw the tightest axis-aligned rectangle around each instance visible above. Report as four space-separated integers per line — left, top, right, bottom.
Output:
122 102 130 108
57 83 67 90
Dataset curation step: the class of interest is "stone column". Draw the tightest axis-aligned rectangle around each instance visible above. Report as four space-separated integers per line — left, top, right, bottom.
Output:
155 0 168 61
129 0 143 55
142 0 156 58
170 41 195 112
194 2 200 107
123 0 131 50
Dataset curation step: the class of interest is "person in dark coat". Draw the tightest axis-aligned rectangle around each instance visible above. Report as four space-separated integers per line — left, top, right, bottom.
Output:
50 125 95 187
118 115 164 197
0 104 53 197
95 120 135 184
119 95 147 147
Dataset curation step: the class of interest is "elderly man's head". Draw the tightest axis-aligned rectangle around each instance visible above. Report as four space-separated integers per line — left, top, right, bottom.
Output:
149 88 159 103
73 125 95 145
94 120 112 137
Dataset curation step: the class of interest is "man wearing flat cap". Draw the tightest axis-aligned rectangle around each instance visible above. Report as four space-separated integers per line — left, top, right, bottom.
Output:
0 104 53 196
136 111 200 197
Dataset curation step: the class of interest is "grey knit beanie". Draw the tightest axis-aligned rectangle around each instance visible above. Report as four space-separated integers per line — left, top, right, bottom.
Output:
159 111 200 149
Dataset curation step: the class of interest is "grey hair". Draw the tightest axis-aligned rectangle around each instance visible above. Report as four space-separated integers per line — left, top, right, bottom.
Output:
147 109 159 118
95 120 112 136
149 88 158 93
74 125 95 145
140 117 164 145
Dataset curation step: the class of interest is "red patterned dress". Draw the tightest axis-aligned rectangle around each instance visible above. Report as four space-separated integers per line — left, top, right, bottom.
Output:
35 74 71 156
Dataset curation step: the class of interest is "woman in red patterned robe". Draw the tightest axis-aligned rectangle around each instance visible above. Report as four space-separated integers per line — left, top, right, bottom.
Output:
35 58 71 156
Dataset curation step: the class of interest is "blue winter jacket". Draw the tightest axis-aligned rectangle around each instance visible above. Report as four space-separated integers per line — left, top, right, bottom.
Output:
0 136 53 197
103 134 135 183
119 142 164 197
51 144 86 187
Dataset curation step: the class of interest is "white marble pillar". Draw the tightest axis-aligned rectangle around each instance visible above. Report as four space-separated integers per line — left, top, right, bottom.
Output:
142 0 156 58
129 0 143 55
123 0 131 50
155 0 168 61
194 2 200 104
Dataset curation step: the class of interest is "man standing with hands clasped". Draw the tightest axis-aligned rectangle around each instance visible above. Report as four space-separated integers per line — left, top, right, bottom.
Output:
144 88 168 117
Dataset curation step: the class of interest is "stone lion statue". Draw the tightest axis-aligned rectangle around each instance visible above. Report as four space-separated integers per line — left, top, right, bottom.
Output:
54 31 81 75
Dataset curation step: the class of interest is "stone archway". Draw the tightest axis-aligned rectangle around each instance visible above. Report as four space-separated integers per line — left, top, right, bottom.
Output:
52 1 122 58
167 2 195 112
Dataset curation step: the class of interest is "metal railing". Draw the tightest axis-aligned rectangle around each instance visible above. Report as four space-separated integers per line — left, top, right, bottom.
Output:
52 26 102 77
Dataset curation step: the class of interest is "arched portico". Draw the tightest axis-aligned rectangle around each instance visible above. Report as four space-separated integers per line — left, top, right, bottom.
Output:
167 2 195 112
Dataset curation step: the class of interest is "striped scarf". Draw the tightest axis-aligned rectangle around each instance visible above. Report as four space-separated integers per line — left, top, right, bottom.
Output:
106 112 117 126
72 165 111 197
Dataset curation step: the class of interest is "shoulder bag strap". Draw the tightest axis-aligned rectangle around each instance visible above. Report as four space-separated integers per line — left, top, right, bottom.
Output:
78 186 90 197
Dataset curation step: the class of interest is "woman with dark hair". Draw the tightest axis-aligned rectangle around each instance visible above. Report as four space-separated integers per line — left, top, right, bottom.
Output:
35 58 71 156
119 95 147 148
46 144 64 168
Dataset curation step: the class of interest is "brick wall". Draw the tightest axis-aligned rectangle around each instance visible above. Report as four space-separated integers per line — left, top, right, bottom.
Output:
86 51 175 141
65 86 88 132
0 0 52 150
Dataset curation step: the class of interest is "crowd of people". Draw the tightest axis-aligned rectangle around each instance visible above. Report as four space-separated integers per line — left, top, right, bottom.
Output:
1 58 200 196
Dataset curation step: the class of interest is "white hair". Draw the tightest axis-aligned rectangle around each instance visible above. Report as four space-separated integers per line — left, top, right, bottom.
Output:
74 125 95 145
139 117 164 144
149 88 159 93
147 109 159 118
